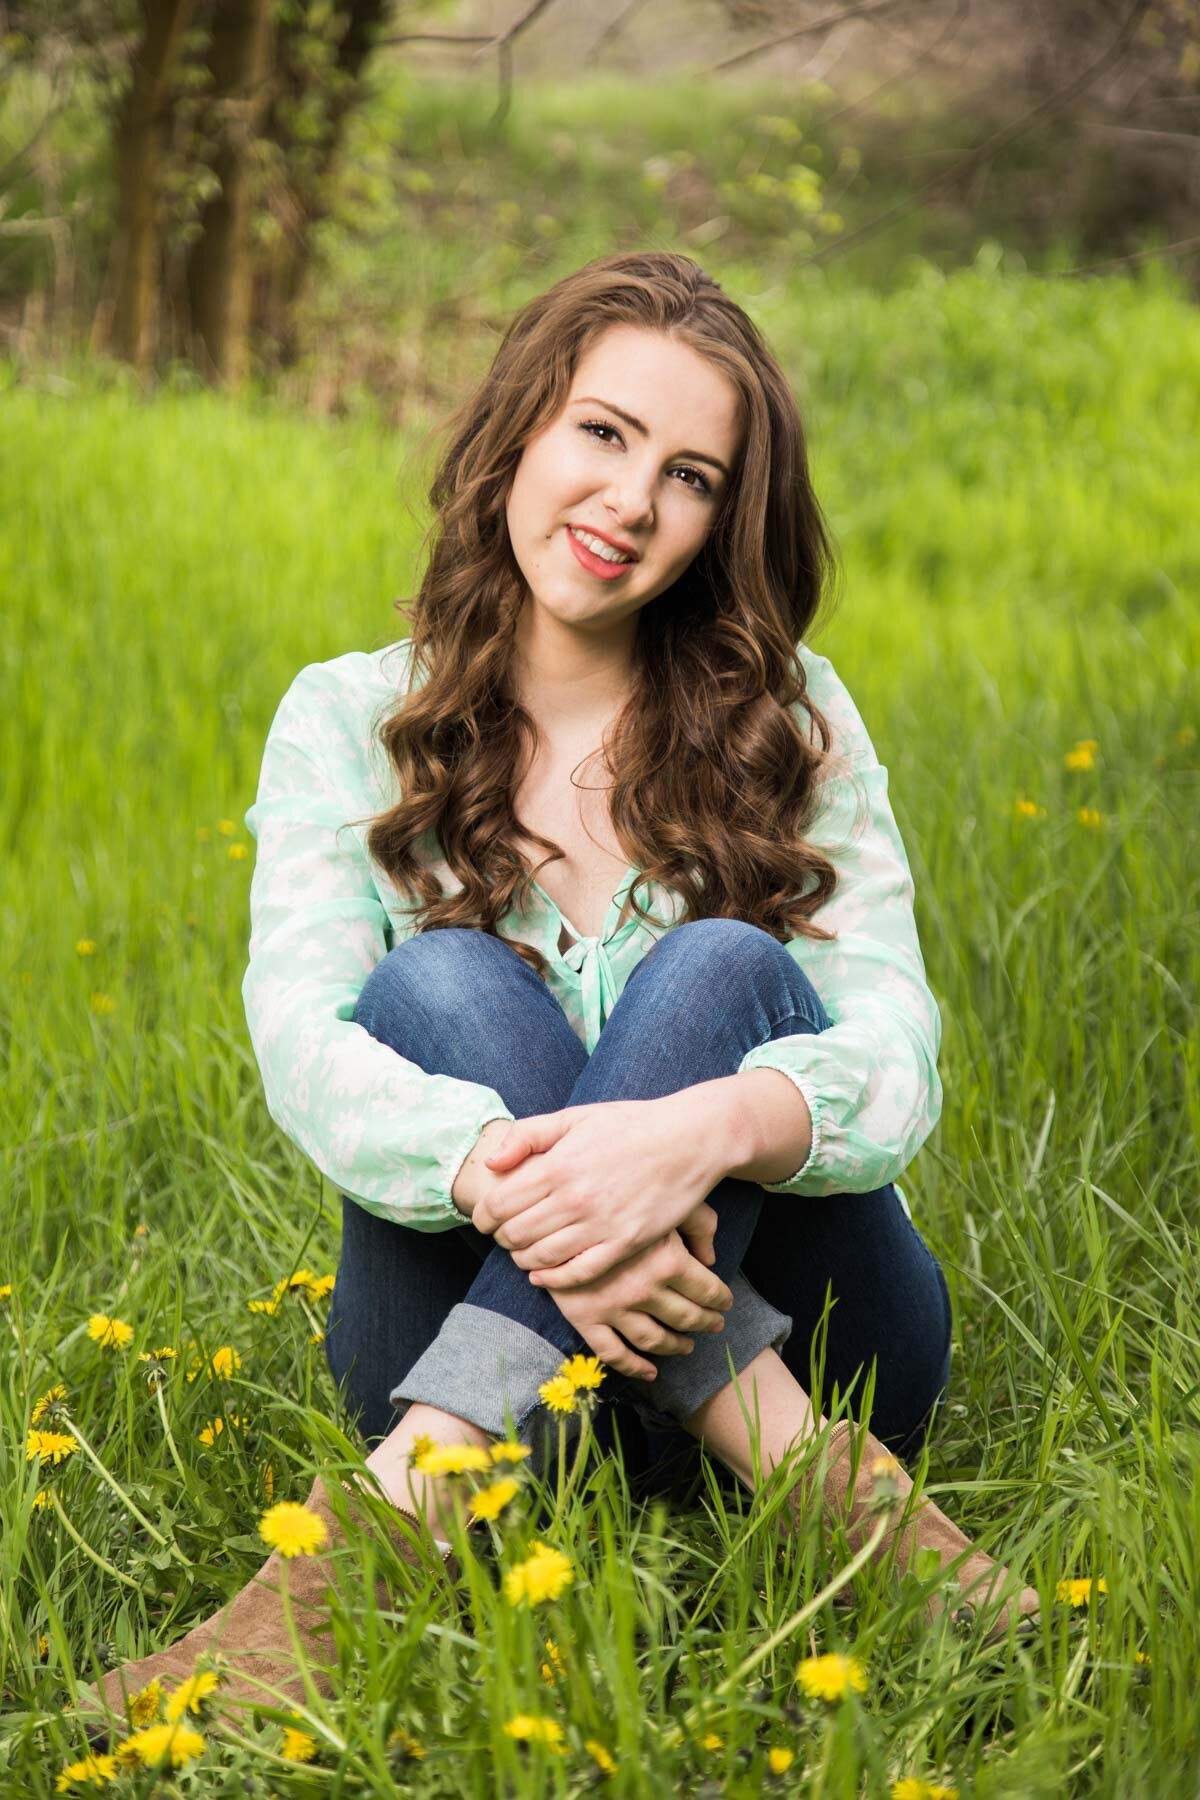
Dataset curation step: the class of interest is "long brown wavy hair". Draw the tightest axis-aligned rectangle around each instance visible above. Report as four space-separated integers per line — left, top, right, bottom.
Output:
365 249 849 981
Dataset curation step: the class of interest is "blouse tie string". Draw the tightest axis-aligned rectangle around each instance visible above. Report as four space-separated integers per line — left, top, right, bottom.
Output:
560 934 623 1053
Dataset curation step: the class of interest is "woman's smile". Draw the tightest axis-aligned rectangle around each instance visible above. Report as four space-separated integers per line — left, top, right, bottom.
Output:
565 524 639 579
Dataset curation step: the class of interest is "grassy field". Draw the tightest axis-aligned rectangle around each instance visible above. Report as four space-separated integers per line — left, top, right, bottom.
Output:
1 260 1198 1795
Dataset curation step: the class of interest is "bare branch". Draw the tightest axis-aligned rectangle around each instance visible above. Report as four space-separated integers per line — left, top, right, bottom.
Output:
1079 121 1200 150
375 0 563 128
707 0 915 76
822 0 971 130
1041 233 1200 278
804 0 1153 266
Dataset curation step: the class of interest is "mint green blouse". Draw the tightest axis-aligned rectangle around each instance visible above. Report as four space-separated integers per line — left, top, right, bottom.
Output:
243 638 941 1231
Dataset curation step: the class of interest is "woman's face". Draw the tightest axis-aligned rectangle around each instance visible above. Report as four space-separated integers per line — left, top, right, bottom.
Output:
505 324 744 641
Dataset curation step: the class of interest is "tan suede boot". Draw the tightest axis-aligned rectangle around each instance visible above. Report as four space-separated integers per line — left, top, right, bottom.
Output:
790 1420 1041 1647
73 1474 459 1742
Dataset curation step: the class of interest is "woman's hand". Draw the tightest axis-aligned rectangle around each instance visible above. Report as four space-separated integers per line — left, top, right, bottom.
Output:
545 1228 734 1383
468 1096 726 1290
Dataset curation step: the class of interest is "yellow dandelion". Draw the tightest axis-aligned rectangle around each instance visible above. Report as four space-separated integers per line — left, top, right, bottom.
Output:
31 1384 69 1424
538 1374 579 1414
504 1541 575 1608
36 1633 50 1661
32 1489 52 1511
699 1729 724 1751
1077 806 1104 829
26 1428 79 1466
1055 1576 1108 1607
165 1669 219 1721
227 842 248 862
247 1297 280 1315
387 1726 426 1760
75 940 97 958
139 1346 177 1364
89 993 116 1016
259 1500 329 1558
127 1678 163 1728
585 1738 617 1774
1011 796 1046 820
490 1440 533 1465
87 1314 134 1350
309 1329 325 1345
469 1476 520 1522
1135 1650 1151 1666
197 1415 247 1445
540 1637 567 1684
413 1442 494 1476
502 1713 566 1750
796 1651 869 1704
55 1753 117 1791
302 1272 335 1300
0 1284 11 1302
209 1345 241 1378
1064 739 1099 771
113 1721 205 1769
768 1746 795 1774
891 1782 959 1800
216 819 238 837
558 1353 606 1391
281 1727 318 1763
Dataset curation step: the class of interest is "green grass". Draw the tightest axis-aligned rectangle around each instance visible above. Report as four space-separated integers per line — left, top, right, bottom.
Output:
1 259 1198 1794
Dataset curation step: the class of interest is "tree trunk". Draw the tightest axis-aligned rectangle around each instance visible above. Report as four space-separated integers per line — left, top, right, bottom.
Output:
185 0 274 386
95 0 196 371
254 0 389 367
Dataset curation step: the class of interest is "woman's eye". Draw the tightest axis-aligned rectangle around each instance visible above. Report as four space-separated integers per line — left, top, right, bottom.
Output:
578 420 711 493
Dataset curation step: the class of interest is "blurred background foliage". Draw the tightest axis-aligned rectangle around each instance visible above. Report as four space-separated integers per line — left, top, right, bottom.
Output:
1 0 1199 419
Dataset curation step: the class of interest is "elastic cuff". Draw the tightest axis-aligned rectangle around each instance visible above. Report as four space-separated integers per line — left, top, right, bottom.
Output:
737 1053 825 1190
439 1110 516 1222
389 1303 576 1471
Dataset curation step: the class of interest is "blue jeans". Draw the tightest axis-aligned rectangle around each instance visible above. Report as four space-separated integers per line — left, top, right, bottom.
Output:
326 920 952 1488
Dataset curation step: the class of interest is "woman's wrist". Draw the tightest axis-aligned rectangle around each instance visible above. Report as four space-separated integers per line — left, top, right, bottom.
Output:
451 1118 513 1219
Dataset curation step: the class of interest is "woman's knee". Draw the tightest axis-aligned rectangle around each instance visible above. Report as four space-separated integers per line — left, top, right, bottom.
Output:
640 917 829 1032
352 927 521 1045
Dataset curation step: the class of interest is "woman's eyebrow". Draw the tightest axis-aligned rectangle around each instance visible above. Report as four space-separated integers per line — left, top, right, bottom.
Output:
572 395 730 478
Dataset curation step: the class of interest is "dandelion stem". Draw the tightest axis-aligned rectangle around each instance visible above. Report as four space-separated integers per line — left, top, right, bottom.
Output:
48 1492 141 1590
153 1380 190 1488
550 1406 593 1530
662 1510 893 1747
69 1419 190 1565
555 1414 567 1508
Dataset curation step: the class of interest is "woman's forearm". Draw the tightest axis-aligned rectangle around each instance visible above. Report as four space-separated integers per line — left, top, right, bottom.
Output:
673 1071 814 1188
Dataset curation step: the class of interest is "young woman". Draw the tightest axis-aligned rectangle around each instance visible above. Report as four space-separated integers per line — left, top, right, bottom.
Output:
83 249 1039 1728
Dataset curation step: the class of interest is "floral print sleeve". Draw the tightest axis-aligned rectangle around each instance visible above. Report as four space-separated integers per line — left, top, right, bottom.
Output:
242 656 514 1232
736 647 944 1198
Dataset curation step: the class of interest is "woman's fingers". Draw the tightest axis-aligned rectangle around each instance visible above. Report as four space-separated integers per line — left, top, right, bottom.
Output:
617 1310 694 1356
507 1221 584 1265
580 1322 657 1382
636 1285 726 1336
669 1257 734 1314
678 1199 719 1266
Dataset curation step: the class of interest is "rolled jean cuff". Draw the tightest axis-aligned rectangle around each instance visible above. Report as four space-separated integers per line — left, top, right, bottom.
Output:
630 1269 793 1433
389 1304 580 1475
389 1275 792 1467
